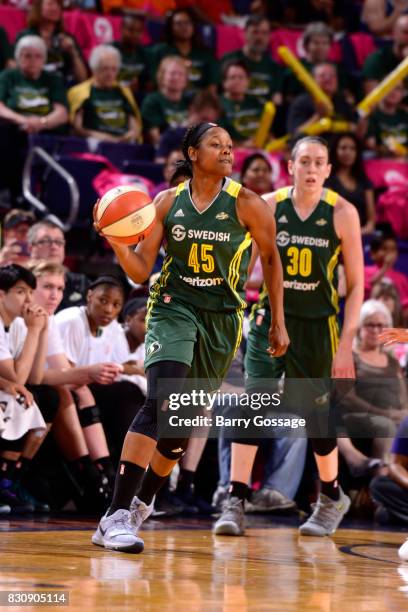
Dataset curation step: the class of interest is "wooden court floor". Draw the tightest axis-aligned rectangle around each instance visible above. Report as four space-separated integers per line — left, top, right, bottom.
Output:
0 515 408 611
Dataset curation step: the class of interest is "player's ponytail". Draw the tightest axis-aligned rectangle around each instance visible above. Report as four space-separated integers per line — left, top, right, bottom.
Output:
181 122 219 172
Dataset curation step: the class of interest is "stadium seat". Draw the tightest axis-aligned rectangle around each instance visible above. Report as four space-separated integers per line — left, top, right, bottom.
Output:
122 160 164 183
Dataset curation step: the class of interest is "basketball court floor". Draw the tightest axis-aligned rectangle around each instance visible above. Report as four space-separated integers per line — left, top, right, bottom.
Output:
1 514 407 611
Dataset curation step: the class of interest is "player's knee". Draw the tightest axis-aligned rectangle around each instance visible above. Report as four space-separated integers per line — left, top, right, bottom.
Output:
129 403 158 440
156 437 189 460
310 438 337 456
77 404 101 427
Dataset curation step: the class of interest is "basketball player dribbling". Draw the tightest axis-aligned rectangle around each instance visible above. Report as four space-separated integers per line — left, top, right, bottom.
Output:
92 122 290 553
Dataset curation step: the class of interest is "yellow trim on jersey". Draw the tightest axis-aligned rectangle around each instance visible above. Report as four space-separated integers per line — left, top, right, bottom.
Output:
249 284 268 321
225 179 242 199
328 315 339 358
146 255 173 325
327 244 341 313
274 187 290 203
324 189 338 206
233 309 245 356
175 181 186 196
228 231 252 309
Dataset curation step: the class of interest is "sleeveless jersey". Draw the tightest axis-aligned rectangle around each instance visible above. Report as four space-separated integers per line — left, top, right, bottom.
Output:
150 178 252 313
255 186 341 319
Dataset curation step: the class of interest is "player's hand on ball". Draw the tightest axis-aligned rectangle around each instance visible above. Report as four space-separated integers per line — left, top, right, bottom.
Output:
267 321 290 357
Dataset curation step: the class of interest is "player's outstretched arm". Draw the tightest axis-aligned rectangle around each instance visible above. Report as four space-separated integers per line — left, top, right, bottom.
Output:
237 188 289 357
333 199 365 378
379 328 408 346
96 189 175 284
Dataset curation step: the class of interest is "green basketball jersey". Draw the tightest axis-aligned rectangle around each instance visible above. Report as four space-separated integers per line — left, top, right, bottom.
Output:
149 178 252 313
255 186 341 319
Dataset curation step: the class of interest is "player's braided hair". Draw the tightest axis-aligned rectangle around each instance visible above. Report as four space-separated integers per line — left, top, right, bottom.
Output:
177 122 219 175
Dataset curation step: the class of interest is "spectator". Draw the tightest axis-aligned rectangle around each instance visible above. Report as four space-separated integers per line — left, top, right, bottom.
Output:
16 0 88 87
220 60 264 146
111 13 150 97
371 282 408 367
240 153 274 195
0 264 53 513
68 45 142 144
55 275 145 462
0 26 14 71
286 62 358 139
221 15 284 103
156 90 222 161
283 22 354 101
326 133 376 234
370 415 408 525
27 220 90 311
0 210 36 267
362 14 408 94
149 8 219 94
152 149 183 197
338 299 408 471
362 0 408 37
141 56 190 146
119 296 147 396
365 83 408 156
364 232 408 318
0 36 68 203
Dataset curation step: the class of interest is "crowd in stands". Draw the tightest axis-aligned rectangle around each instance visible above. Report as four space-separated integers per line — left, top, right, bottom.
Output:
0 0 407 524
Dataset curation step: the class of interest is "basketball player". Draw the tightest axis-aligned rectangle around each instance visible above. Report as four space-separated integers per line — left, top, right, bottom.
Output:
378 326 408 561
214 136 364 537
92 122 290 553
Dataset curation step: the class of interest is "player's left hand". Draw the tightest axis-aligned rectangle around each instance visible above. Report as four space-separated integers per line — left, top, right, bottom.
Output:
267 321 290 357
331 346 355 378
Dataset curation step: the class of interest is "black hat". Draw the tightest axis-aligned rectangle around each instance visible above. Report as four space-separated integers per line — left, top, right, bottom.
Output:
3 209 36 230
123 297 148 318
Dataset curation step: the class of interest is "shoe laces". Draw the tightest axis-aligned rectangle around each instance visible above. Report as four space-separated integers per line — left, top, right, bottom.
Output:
309 496 341 523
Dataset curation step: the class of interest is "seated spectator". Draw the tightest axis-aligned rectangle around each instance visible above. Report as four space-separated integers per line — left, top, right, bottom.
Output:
278 0 360 31
16 0 87 87
149 8 219 94
220 60 264 146
240 153 274 195
338 299 408 470
365 84 408 156
286 62 358 140
152 149 183 197
111 13 150 97
55 275 145 462
364 231 408 318
0 264 54 513
141 56 190 146
283 22 354 102
362 14 408 94
119 297 147 395
28 261 119 508
0 26 14 71
0 210 36 267
362 0 408 37
326 133 376 234
0 36 68 203
370 415 408 525
27 220 90 311
371 282 408 366
156 90 222 161
221 15 284 104
68 45 142 144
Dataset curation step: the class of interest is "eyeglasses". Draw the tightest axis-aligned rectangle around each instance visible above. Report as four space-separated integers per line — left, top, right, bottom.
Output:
33 238 65 247
363 322 385 330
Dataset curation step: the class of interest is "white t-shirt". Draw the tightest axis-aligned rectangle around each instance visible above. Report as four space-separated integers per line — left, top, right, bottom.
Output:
120 341 147 395
0 317 27 362
10 316 64 362
54 306 129 366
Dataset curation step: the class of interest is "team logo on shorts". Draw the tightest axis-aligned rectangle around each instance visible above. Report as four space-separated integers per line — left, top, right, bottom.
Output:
276 230 290 247
172 224 186 241
147 341 162 357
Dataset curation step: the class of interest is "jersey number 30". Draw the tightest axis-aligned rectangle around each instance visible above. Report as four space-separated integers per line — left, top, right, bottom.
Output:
188 243 215 273
286 247 312 277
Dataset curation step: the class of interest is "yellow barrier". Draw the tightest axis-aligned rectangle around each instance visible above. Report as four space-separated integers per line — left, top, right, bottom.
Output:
254 101 276 148
277 46 334 116
357 56 408 117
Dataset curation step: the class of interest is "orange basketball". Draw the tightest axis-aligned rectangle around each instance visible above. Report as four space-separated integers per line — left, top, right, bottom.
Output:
94 186 156 245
